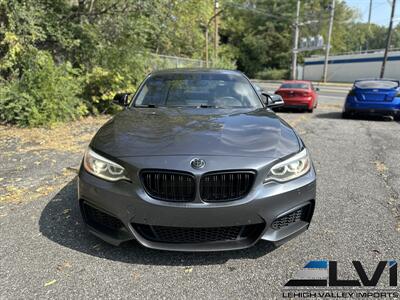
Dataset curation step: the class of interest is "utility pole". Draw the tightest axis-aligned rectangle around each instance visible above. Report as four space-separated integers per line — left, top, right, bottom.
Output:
291 0 301 80
380 0 396 78
205 9 223 67
322 0 335 83
214 0 219 63
366 0 373 50
368 0 373 26
205 27 209 67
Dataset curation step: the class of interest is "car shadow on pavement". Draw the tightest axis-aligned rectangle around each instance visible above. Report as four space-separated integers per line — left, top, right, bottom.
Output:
316 112 394 121
274 108 308 114
39 178 276 266
314 112 342 119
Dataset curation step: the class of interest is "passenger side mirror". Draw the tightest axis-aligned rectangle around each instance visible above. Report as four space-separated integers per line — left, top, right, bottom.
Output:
262 92 284 108
315 87 320 92
113 93 132 106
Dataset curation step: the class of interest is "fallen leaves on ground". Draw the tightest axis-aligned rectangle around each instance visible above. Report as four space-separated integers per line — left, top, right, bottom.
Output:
0 116 109 203
0 116 109 155
374 160 388 174
56 261 72 272
44 280 57 287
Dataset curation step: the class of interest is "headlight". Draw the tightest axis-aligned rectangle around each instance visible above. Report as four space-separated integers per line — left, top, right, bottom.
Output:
265 149 311 183
83 148 129 182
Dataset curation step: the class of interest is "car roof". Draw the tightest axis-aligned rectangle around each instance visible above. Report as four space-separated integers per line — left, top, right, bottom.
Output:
149 68 243 76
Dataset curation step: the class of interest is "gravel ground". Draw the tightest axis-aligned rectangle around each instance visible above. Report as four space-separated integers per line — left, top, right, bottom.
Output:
0 84 399 299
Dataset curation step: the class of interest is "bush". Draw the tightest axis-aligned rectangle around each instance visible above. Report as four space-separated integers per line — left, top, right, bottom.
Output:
82 66 137 115
0 50 86 127
211 57 237 70
210 45 237 70
81 48 149 115
254 68 289 80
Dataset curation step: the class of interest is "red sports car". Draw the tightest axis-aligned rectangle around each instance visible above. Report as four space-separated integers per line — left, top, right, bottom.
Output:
275 81 319 112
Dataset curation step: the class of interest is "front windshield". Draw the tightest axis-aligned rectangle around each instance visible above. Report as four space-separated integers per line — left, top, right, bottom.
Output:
133 72 263 108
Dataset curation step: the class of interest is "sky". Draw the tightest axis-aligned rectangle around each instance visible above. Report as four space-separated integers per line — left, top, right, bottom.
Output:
345 0 400 26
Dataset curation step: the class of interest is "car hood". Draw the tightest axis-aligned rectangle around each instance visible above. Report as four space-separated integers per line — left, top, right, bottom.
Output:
90 108 300 158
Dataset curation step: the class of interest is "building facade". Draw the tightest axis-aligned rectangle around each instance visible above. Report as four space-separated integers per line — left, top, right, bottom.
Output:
303 50 400 82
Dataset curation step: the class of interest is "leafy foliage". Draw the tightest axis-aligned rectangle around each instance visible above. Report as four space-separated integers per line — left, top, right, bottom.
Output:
0 0 220 126
255 68 289 80
0 49 85 126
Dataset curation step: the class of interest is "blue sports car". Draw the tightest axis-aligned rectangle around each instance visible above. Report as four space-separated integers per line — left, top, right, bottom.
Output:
343 79 400 120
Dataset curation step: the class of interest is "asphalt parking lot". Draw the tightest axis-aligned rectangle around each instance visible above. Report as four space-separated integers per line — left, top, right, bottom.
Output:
1 83 399 299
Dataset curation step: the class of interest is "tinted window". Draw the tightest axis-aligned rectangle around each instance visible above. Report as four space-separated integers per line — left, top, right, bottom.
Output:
134 73 263 108
280 83 309 89
355 80 399 89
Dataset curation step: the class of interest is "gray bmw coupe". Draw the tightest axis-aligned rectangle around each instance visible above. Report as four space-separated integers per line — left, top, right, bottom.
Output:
78 69 316 251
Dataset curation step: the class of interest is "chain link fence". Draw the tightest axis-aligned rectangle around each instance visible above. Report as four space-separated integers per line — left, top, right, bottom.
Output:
147 53 206 71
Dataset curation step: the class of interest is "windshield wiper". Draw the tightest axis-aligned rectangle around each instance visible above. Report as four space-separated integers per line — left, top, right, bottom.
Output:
198 104 217 108
135 104 158 108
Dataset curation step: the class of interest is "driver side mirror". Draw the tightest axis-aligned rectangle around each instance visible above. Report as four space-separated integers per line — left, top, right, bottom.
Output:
262 92 284 108
113 93 132 107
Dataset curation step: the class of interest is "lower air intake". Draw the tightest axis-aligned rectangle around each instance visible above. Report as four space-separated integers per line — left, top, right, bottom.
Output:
271 204 312 230
82 202 124 231
133 223 265 244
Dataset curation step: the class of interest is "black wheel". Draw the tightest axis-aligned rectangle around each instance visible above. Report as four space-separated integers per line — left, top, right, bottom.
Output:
342 111 350 119
394 114 400 122
382 115 394 121
307 108 313 113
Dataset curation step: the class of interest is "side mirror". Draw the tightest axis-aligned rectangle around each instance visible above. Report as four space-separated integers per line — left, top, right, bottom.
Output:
113 93 132 106
262 92 284 108
315 87 320 92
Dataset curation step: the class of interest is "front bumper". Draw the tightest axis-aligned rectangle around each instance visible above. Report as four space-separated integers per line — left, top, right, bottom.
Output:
78 156 316 251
